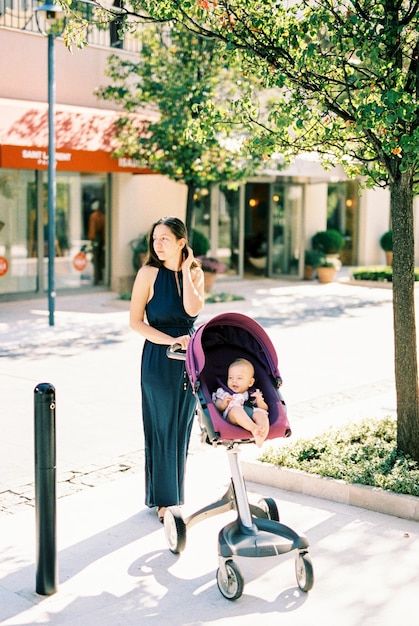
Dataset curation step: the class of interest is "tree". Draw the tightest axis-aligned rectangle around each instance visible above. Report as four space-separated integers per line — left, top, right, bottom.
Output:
66 1 419 460
95 21 261 235
135 0 419 462
109 0 419 461
65 0 419 461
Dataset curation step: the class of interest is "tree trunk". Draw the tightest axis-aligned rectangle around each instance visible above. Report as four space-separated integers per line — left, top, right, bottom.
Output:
185 182 196 238
390 171 419 461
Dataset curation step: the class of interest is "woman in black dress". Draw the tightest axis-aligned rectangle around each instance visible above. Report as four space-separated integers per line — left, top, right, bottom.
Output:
130 217 204 523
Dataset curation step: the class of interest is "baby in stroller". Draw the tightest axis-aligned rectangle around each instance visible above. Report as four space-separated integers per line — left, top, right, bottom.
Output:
212 357 270 447
165 314 313 601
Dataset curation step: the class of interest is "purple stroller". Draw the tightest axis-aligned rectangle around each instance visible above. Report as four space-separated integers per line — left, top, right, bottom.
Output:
165 312 313 600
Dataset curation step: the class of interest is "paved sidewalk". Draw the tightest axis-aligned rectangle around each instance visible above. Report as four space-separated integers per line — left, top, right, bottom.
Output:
0 446 418 626
0 277 418 625
0 277 400 507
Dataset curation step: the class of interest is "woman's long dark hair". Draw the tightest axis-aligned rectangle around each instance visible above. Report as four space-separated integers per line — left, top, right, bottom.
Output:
145 216 199 270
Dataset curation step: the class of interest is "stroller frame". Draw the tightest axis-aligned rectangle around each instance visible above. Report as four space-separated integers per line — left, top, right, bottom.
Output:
165 313 313 600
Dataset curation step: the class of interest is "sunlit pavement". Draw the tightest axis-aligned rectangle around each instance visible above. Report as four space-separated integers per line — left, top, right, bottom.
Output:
0 277 418 625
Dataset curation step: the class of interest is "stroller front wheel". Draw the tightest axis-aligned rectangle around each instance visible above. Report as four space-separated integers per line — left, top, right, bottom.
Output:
216 560 244 601
295 550 314 592
257 497 280 521
164 506 186 554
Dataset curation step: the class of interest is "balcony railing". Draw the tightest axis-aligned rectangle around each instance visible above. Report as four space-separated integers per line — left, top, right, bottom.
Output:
0 0 141 52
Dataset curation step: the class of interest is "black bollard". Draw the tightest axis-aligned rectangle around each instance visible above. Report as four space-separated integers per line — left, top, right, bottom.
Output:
34 383 58 595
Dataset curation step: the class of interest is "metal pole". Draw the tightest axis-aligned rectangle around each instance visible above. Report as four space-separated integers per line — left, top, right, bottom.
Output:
47 33 56 327
34 383 57 595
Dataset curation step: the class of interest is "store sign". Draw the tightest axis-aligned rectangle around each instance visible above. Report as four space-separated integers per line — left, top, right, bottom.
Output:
0 145 153 174
0 256 8 276
73 252 87 272
0 98 158 174
21 149 72 167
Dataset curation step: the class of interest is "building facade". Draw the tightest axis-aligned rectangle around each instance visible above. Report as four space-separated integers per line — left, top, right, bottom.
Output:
1 5 418 301
0 8 189 299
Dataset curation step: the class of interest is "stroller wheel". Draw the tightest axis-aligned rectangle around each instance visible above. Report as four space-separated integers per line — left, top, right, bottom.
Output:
164 506 186 554
216 560 244 601
295 550 314 592
257 497 280 521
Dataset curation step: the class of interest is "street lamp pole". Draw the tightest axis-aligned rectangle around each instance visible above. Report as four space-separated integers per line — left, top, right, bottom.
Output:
35 3 66 327
47 31 56 327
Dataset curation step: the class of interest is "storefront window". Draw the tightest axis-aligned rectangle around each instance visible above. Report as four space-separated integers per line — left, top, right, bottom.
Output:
193 186 240 277
0 169 108 296
81 175 108 286
218 187 240 275
243 181 303 277
327 180 358 265
0 169 37 294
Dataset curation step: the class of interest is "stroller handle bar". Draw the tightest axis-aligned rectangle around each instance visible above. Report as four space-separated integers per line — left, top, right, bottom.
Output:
166 343 187 360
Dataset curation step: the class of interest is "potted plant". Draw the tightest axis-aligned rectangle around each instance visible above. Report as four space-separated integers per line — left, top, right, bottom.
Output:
379 230 393 266
312 228 344 270
312 229 344 254
317 260 337 284
191 228 227 291
191 228 210 257
130 234 149 271
197 256 227 292
304 249 326 280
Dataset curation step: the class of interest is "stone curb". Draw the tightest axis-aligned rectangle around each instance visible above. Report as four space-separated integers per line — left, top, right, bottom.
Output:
241 459 419 522
343 279 419 290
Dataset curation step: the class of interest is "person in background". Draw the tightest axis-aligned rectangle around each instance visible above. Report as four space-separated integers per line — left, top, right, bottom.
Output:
88 200 105 285
129 216 204 523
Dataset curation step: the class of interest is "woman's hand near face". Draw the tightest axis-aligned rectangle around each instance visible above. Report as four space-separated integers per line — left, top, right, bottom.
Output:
181 247 205 317
181 246 195 271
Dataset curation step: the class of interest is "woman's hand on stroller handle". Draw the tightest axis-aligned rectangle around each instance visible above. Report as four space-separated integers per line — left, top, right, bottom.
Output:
166 342 187 360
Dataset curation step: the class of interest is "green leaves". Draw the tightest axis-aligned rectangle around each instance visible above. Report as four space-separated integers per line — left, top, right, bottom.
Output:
67 1 419 187
97 21 261 188
259 417 419 497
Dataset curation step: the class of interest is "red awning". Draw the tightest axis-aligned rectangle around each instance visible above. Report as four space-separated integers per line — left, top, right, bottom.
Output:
0 98 156 174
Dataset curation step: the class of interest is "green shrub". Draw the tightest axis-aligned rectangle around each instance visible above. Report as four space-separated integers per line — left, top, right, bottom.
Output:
205 292 245 303
191 229 210 257
120 291 245 303
351 266 393 281
380 230 393 252
130 234 149 271
351 266 419 281
304 249 325 268
259 416 419 497
312 229 344 254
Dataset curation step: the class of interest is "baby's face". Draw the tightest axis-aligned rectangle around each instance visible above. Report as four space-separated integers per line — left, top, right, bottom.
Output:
227 364 254 394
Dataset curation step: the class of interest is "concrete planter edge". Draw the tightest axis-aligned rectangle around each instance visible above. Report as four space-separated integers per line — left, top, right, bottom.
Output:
241 459 419 522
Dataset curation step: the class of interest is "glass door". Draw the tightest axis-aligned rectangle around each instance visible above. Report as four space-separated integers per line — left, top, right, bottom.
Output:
270 183 303 276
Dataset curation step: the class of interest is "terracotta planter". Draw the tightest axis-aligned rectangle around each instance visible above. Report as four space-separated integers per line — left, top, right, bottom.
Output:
317 266 336 284
304 266 316 280
203 271 217 292
385 251 393 266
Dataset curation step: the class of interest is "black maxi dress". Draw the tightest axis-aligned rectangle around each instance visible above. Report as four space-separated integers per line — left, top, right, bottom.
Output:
141 266 198 509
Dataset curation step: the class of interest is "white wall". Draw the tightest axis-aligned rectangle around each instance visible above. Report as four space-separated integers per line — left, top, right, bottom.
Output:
110 173 187 292
0 29 137 110
358 187 390 266
304 183 328 247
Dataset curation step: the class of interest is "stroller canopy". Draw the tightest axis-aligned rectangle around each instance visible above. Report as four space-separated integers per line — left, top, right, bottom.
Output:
187 312 281 389
186 312 290 442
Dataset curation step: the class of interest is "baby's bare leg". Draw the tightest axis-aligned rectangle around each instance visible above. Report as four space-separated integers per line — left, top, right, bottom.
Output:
252 409 270 447
227 406 259 437
227 407 269 447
